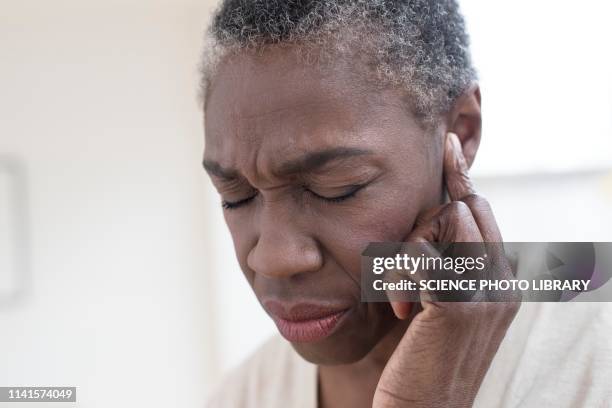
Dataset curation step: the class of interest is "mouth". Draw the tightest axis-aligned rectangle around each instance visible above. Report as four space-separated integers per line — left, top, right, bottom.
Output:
264 300 351 343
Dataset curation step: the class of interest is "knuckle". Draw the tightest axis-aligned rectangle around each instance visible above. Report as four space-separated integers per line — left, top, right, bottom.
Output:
462 193 491 211
452 302 483 320
445 201 474 226
445 200 471 217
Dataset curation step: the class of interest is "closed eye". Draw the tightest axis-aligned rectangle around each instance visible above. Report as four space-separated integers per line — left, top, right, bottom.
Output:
222 185 364 210
307 185 364 203
221 191 258 210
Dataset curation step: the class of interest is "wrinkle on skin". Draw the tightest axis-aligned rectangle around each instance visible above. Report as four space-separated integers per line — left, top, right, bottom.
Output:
204 46 445 367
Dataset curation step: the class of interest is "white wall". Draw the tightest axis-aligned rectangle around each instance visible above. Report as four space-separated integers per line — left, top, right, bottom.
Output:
462 0 612 176
0 0 218 406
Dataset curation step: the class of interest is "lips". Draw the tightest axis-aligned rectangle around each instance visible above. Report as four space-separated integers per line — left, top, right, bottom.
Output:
264 300 350 343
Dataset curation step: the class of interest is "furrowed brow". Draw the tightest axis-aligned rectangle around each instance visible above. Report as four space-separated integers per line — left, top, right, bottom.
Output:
278 147 373 175
202 160 238 180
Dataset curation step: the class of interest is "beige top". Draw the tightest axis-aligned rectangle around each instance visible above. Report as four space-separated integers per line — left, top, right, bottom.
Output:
207 302 612 407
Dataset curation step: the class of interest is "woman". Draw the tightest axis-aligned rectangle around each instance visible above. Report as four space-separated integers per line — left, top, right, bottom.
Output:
200 1 601 407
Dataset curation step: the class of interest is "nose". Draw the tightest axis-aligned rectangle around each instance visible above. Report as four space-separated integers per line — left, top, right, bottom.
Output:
246 204 323 279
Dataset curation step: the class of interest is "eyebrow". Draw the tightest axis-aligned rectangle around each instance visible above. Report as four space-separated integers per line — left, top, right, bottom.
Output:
278 147 373 175
203 147 373 180
202 160 238 180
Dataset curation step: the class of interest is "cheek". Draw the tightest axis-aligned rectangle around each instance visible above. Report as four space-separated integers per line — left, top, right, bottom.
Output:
315 147 447 278
316 194 423 282
224 213 257 285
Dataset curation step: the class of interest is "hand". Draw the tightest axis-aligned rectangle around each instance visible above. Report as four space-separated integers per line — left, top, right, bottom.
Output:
372 132 520 408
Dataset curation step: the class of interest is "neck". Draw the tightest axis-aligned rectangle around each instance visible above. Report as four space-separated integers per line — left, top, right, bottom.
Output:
317 318 412 408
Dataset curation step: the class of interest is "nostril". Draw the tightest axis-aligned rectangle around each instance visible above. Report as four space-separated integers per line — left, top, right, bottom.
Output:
246 235 323 278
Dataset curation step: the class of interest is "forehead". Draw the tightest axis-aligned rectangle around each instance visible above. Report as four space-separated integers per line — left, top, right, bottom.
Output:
203 48 416 168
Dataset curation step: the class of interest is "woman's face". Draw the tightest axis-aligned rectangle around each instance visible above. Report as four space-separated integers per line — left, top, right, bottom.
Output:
204 48 445 364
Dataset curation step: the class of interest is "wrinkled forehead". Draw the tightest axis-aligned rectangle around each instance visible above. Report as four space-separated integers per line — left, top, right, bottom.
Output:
203 48 419 171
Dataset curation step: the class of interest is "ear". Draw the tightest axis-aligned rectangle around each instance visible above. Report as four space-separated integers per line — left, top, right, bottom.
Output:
446 83 482 169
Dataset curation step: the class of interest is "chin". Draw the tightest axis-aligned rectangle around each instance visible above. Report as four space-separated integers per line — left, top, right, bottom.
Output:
289 335 376 365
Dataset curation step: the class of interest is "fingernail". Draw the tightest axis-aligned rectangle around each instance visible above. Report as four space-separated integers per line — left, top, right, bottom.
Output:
447 132 461 152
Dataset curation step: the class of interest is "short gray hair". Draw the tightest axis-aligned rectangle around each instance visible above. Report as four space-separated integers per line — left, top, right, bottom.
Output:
200 0 477 121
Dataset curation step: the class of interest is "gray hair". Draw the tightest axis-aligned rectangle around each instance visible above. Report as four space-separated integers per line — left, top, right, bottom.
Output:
200 0 477 121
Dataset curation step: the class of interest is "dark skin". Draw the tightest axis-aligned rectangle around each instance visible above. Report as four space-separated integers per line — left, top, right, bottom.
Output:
204 47 518 408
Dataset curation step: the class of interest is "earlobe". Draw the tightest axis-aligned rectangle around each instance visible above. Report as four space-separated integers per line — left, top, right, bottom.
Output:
447 83 482 169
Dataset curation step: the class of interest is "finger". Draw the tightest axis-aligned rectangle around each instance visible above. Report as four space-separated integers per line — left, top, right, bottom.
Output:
414 204 445 228
460 194 502 243
390 301 412 320
444 132 476 201
408 203 485 286
458 194 513 283
405 202 485 305
409 201 484 244
442 134 512 282
389 239 439 318
443 132 502 243
381 260 416 319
